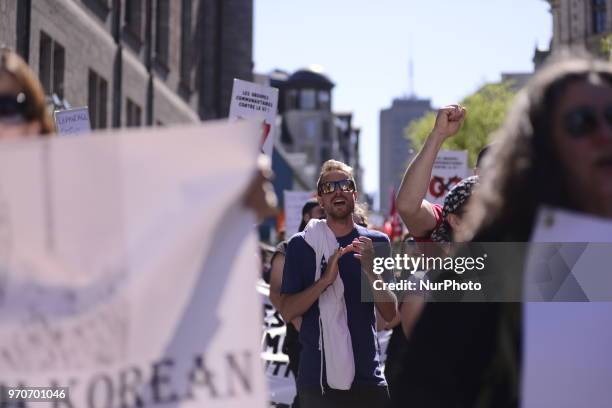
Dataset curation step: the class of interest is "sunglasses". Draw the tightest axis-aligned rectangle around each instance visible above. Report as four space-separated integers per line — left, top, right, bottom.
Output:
317 179 356 195
563 105 612 138
0 93 29 120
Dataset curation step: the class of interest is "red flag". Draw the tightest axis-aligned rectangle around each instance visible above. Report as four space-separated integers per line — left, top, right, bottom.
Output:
387 188 403 241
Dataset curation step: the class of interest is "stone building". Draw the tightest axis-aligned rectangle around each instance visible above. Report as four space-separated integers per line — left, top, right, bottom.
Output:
539 0 611 61
257 67 362 191
0 0 253 128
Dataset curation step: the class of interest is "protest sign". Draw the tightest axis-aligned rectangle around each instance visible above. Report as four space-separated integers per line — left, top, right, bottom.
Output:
283 191 315 239
424 150 469 205
53 107 92 136
522 207 612 407
257 280 295 406
229 79 279 158
0 120 267 407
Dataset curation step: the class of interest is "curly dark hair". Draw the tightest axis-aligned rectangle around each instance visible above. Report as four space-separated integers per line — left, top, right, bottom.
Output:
461 55 612 242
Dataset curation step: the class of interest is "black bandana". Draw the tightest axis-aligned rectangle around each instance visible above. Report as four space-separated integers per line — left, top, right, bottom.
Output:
430 175 479 243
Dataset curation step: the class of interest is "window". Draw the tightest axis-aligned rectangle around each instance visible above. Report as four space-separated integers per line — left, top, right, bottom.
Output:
320 146 331 161
88 70 108 129
82 0 110 21
39 31 65 99
299 89 316 110
126 99 142 128
318 91 330 110
286 89 298 110
155 0 170 66
125 0 143 39
592 0 607 34
180 0 193 88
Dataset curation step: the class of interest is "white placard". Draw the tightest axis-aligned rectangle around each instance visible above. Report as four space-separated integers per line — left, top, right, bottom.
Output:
0 120 267 407
53 107 92 136
522 206 612 408
283 191 315 239
229 79 279 157
257 281 295 406
425 149 469 205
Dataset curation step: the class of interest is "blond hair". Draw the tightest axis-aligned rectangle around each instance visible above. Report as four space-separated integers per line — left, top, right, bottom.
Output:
316 159 355 189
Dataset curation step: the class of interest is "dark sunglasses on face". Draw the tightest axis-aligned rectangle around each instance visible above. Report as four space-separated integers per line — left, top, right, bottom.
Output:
563 105 612 138
318 179 356 195
0 92 29 119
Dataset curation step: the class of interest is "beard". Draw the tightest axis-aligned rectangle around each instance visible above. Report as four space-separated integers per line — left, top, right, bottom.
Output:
326 201 354 221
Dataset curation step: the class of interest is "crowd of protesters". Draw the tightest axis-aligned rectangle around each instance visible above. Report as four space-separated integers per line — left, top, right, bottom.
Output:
3 44 612 408
266 53 612 408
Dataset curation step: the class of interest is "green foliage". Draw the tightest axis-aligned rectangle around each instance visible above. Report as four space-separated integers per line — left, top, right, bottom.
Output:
405 81 516 167
600 34 612 59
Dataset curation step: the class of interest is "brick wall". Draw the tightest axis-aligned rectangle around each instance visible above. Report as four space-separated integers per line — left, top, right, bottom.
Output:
0 0 18 51
0 0 254 125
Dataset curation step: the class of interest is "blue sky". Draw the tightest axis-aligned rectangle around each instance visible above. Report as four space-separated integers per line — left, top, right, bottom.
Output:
254 0 552 210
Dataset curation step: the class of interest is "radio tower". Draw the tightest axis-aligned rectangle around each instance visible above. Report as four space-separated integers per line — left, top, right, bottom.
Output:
408 58 415 99
407 34 416 99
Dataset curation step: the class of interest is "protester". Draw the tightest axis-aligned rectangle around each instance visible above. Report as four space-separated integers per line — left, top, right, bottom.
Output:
0 47 54 137
394 55 612 408
280 160 396 407
453 56 612 406
394 104 480 341
298 198 326 232
269 198 325 408
396 104 466 241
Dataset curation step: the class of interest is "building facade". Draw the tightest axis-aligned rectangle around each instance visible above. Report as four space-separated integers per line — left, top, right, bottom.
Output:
257 67 361 192
0 0 253 128
379 97 432 215
545 0 612 57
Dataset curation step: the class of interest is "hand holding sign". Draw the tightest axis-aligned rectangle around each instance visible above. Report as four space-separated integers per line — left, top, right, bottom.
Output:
229 79 279 158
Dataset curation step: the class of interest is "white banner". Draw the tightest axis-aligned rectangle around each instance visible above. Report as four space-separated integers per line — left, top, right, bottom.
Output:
229 79 279 158
0 121 267 407
425 150 469 205
283 191 315 239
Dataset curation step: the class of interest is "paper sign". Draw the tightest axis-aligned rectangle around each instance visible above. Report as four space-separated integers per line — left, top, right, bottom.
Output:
229 79 279 157
425 150 469 205
283 191 316 239
257 281 296 406
0 120 267 407
522 207 612 408
53 107 92 136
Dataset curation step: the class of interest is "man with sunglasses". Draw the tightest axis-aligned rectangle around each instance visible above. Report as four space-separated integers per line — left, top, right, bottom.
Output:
280 160 396 408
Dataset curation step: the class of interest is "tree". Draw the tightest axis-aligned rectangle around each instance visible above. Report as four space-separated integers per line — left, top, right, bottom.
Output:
405 81 516 167
600 33 612 60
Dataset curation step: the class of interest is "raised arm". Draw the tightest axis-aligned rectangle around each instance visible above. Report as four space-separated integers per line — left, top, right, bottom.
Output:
396 105 465 237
